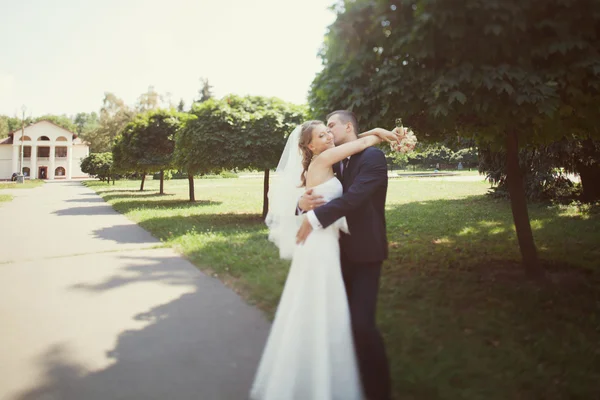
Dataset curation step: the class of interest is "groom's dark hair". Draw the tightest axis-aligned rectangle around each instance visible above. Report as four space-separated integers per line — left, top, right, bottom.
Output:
327 110 359 135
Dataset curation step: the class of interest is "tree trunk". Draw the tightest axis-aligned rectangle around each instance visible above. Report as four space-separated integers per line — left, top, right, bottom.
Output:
505 130 544 278
576 161 600 202
262 168 270 219
188 173 195 202
159 170 164 195
140 173 146 191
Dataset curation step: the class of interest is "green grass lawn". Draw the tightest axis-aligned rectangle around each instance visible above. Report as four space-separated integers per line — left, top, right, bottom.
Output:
85 177 600 400
0 179 45 189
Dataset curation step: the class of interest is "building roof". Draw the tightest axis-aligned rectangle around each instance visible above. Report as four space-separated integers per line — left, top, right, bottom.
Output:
7 119 79 138
1 120 90 146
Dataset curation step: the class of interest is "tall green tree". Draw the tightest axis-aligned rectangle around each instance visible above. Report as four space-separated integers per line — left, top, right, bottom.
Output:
177 99 186 112
136 86 164 112
84 93 135 153
309 0 600 277
113 109 188 193
174 95 306 205
232 97 306 217
0 115 34 135
196 78 213 103
73 112 100 135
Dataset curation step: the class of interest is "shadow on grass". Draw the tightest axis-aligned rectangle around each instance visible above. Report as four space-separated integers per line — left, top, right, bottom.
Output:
58 186 600 400
14 253 270 400
378 196 600 399
101 192 176 202
110 199 222 214
128 196 600 399
139 213 264 241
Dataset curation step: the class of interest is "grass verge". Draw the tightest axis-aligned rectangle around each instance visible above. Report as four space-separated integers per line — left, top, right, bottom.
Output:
85 177 600 400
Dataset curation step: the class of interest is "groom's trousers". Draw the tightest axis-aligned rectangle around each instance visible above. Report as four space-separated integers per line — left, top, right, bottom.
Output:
341 253 391 400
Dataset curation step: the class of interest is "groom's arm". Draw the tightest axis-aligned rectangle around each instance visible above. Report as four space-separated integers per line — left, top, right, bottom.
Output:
308 148 387 230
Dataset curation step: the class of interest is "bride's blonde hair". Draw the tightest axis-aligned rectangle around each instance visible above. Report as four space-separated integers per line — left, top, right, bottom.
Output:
298 120 325 187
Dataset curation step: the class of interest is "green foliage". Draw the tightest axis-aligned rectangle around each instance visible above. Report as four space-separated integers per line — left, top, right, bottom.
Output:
451 147 479 169
113 109 190 175
85 177 600 400
81 93 136 153
177 99 186 112
480 137 600 202
174 95 306 174
73 112 100 134
0 115 34 135
196 78 213 103
390 144 479 169
310 0 600 144
0 116 8 138
80 152 113 182
34 114 78 132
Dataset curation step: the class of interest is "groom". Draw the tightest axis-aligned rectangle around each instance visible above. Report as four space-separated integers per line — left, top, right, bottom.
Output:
296 110 391 400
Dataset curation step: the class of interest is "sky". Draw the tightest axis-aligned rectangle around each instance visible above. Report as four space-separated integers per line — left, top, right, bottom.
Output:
0 0 337 118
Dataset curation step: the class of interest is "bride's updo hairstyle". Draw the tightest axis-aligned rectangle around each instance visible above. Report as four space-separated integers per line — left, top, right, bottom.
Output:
298 120 325 187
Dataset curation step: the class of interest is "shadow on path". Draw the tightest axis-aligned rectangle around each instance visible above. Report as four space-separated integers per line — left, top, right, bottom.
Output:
15 253 269 400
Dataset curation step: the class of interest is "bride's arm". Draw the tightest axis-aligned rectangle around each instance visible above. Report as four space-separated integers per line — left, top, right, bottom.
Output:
312 128 398 169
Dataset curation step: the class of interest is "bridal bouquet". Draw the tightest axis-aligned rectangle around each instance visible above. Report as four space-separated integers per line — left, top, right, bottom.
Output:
391 118 417 154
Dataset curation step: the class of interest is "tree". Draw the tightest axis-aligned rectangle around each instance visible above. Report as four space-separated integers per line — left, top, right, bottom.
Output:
196 78 213 103
309 0 600 278
84 93 135 153
113 109 188 193
73 112 100 135
177 99 186 112
34 114 78 132
452 147 479 170
174 95 306 206
80 152 113 183
0 116 8 138
230 96 307 217
136 86 163 112
1 114 35 138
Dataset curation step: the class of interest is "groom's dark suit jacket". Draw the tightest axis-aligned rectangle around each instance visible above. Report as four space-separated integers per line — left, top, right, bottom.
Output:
314 147 388 264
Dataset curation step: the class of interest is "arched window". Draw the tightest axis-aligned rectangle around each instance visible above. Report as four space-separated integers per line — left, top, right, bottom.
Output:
21 136 31 141
22 167 30 177
55 167 66 176
56 136 68 142
37 136 50 141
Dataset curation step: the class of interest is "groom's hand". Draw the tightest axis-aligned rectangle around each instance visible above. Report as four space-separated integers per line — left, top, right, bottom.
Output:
298 188 326 212
296 216 313 244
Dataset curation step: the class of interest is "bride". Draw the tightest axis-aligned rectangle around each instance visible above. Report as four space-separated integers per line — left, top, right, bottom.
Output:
250 120 400 400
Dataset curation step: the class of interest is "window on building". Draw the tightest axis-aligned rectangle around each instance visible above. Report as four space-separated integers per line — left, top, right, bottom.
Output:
23 167 30 177
38 147 50 157
56 147 67 158
38 136 50 141
24 146 31 158
55 167 65 176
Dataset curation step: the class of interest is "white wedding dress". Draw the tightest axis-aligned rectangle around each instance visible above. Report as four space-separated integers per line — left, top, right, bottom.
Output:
250 177 363 400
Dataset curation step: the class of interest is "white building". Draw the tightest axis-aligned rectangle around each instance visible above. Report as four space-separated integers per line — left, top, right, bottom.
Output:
0 120 90 180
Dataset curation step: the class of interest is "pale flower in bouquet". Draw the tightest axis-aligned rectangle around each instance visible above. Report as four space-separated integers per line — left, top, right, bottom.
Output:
391 118 417 154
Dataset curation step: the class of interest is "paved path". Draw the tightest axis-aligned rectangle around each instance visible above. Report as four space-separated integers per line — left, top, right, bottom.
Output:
0 181 270 400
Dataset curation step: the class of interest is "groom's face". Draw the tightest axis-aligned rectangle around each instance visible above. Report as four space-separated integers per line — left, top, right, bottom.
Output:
326 115 352 145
